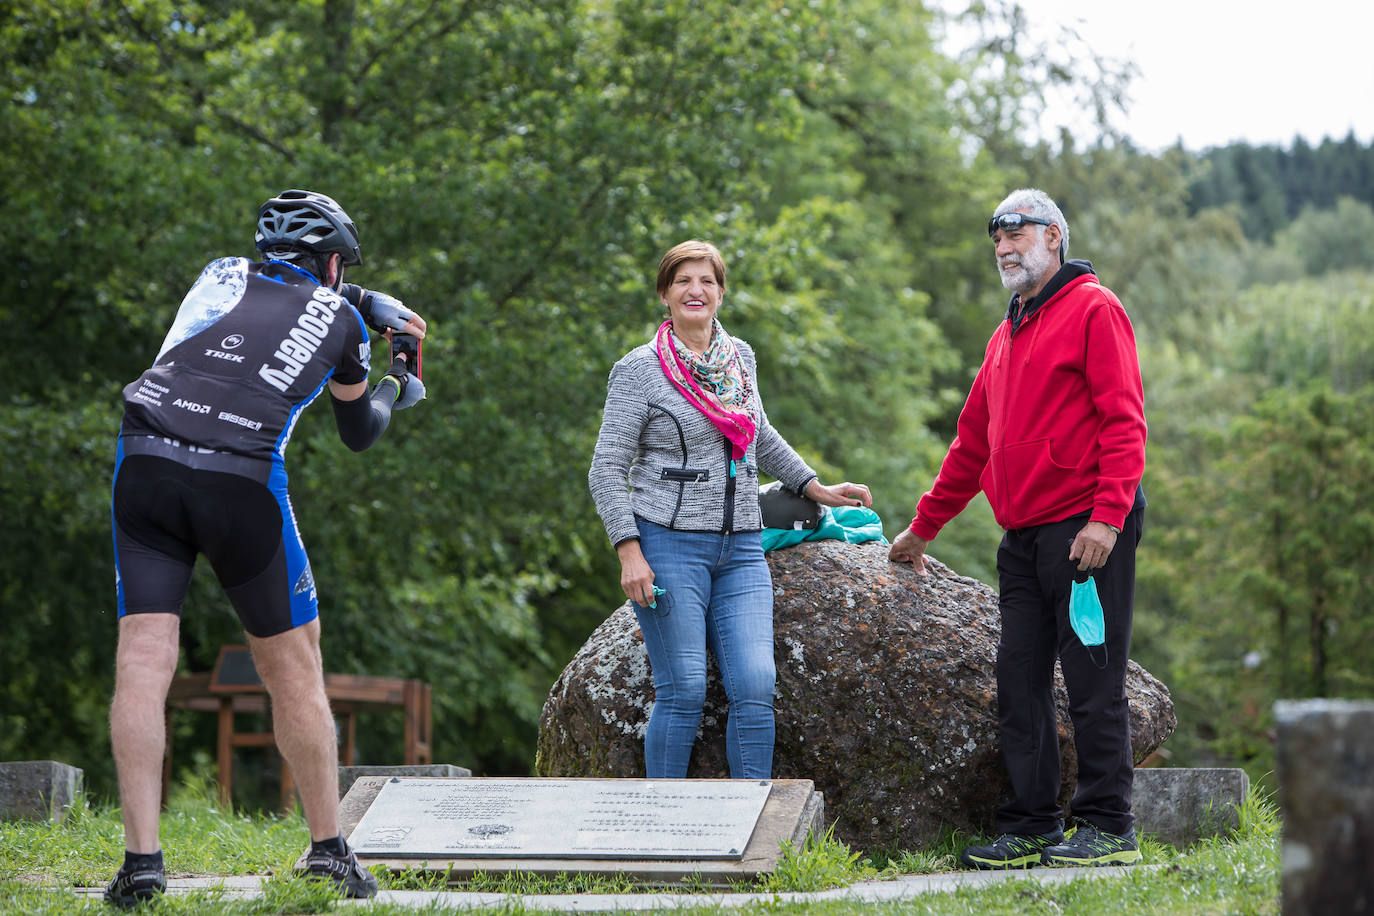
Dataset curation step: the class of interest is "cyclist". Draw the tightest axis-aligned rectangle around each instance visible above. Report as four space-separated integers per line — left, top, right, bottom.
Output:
105 190 427 907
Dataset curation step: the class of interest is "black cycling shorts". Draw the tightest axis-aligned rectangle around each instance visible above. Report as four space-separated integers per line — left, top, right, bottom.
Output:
111 442 319 637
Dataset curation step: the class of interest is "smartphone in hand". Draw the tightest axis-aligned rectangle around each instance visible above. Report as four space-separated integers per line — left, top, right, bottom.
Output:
391 333 422 379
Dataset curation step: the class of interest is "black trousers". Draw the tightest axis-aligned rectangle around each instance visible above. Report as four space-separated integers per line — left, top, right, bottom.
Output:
993 507 1143 836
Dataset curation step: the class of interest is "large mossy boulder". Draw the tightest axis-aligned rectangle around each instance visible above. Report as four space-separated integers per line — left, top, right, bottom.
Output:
537 539 1175 849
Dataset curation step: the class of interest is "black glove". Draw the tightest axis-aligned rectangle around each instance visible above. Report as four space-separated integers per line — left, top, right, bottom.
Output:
342 284 416 335
385 356 426 410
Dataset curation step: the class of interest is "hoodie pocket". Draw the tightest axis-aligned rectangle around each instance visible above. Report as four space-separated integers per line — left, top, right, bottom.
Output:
983 438 1082 520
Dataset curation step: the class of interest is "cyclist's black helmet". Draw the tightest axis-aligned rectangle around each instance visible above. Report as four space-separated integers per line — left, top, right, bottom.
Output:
255 189 362 266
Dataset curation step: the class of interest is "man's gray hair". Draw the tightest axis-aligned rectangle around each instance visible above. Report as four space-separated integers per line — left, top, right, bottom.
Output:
994 188 1069 261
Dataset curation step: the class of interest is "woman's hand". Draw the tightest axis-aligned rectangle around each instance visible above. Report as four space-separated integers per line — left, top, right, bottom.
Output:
804 479 873 509
615 539 657 606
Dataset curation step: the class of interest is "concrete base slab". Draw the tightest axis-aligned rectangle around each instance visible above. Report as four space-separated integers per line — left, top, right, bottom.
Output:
367 864 1162 910
1132 767 1249 847
326 777 825 887
338 764 473 799
72 876 266 902
71 864 1161 910
0 760 83 823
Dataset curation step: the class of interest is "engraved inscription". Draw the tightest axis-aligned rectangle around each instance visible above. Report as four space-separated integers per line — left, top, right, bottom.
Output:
347 778 771 860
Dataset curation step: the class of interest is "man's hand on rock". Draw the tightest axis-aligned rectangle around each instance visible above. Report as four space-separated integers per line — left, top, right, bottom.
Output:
889 528 932 577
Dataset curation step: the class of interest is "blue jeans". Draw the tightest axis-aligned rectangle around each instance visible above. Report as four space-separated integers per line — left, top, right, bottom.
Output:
632 519 776 779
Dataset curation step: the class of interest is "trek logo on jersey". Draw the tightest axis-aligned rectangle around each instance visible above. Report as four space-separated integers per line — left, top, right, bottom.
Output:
207 332 245 362
173 397 211 414
204 347 246 363
257 286 344 392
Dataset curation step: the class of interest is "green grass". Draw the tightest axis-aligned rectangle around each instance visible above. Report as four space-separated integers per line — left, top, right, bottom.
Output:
0 782 1280 914
760 824 869 892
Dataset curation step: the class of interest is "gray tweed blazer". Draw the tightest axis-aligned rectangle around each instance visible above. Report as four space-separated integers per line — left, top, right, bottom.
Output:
588 338 816 546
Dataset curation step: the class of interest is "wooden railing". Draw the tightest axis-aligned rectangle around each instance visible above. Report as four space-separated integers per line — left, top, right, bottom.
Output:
162 645 432 811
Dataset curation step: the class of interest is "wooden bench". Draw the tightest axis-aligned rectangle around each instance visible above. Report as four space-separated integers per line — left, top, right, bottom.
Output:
163 645 432 811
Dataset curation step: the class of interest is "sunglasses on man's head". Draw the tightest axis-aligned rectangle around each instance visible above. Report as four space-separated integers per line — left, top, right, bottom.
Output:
987 212 1053 236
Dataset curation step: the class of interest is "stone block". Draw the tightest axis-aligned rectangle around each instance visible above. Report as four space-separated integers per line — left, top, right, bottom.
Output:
1132 767 1248 847
323 777 823 887
1275 699 1374 916
0 760 83 822
338 763 471 799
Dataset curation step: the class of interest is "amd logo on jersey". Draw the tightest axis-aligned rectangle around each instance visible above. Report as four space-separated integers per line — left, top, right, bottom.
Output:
173 398 211 414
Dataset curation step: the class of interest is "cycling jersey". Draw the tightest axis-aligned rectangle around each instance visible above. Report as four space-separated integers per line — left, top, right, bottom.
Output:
113 257 374 634
120 257 371 462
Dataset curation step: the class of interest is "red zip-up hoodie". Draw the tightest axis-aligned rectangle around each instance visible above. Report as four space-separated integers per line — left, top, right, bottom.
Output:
912 262 1146 539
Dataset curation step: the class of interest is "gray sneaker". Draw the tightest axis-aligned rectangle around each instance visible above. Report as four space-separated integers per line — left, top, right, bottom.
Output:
1041 818 1142 866
298 841 379 898
103 861 166 909
959 827 1065 869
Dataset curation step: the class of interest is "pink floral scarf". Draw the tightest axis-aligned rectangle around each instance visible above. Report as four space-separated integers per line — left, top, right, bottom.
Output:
655 318 757 459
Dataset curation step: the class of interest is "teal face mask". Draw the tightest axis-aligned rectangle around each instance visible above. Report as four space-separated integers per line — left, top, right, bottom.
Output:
1069 578 1105 645
1069 576 1109 668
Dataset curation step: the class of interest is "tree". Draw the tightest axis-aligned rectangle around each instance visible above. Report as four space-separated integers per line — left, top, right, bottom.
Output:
1271 197 1374 277
6 0 1046 790
1209 387 1374 698
1132 273 1374 775
1186 134 1374 237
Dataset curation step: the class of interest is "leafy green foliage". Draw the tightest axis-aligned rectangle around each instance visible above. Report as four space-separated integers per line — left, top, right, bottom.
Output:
0 396 124 789
1272 197 1374 277
1 0 1011 791
1009 132 1374 780
1189 132 1374 239
1135 273 1374 776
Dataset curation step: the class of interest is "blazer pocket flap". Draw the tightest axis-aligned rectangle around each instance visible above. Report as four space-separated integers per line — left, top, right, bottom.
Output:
661 467 711 482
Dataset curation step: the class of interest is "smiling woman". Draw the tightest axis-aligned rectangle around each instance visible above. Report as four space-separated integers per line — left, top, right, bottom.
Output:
586 239 875 781
658 249 725 354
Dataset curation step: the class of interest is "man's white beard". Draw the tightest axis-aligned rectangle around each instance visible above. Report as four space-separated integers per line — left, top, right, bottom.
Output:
999 240 1055 295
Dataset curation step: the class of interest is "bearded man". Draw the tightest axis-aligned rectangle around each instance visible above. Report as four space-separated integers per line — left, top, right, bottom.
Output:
889 188 1148 869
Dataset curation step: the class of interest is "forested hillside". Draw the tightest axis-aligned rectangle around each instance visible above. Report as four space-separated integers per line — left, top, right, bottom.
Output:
2 0 1370 801
1188 132 1374 239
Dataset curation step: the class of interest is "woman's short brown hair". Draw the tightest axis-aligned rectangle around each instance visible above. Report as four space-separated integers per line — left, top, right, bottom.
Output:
656 240 726 298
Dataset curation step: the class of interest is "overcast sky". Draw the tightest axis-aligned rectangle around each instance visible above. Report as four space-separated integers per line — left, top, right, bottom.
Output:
978 0 1374 152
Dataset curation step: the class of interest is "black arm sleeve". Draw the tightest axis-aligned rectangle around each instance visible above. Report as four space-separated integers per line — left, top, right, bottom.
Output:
339 282 364 307
330 378 399 452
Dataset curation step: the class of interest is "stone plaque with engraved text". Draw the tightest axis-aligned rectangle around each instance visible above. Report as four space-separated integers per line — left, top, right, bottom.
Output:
347 778 771 859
